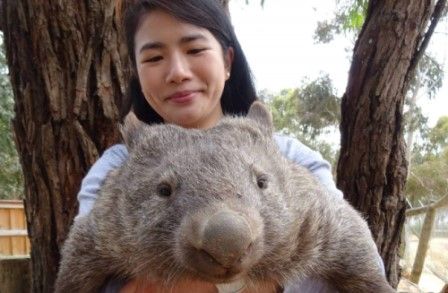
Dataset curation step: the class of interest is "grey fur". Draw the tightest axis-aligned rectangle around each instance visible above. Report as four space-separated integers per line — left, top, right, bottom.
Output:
55 102 395 292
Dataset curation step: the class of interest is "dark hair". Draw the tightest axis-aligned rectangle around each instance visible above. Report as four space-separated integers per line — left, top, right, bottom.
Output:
121 0 257 124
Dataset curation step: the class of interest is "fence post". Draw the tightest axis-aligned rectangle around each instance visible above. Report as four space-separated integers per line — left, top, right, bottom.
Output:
409 207 436 283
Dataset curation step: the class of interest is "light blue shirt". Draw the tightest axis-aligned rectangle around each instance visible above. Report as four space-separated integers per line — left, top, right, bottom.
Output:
76 133 344 292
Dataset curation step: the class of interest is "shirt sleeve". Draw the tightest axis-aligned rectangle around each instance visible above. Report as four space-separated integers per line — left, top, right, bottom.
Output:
76 144 129 219
273 133 343 199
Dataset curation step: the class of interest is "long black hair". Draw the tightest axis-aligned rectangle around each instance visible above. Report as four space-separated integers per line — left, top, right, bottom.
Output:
122 0 257 124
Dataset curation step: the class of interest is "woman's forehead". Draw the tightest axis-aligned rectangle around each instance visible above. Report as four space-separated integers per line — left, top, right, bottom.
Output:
134 10 215 48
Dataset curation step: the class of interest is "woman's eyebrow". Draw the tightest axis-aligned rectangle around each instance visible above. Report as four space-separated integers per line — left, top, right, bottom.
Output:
179 33 207 44
139 33 207 54
139 41 164 54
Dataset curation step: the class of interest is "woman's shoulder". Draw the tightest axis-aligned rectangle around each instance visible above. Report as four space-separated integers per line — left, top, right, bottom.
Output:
272 133 343 199
91 144 129 171
84 143 129 180
273 133 321 164
76 144 129 218
89 143 129 177
101 144 129 163
86 144 129 174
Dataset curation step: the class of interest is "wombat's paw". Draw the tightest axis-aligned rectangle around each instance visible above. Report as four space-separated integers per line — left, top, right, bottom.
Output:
177 208 264 283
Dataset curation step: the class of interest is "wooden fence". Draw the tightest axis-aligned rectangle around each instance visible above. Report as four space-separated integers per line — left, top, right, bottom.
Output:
0 200 30 256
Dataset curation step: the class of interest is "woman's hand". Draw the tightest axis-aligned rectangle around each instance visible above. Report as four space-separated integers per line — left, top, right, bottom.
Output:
120 278 218 293
120 278 280 293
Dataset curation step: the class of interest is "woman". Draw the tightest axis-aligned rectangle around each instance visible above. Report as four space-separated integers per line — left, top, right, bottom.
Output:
77 0 343 292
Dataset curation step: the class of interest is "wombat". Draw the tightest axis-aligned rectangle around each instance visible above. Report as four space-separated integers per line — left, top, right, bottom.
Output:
55 102 395 292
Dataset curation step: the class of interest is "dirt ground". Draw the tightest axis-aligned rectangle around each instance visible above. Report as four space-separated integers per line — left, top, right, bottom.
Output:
399 236 447 292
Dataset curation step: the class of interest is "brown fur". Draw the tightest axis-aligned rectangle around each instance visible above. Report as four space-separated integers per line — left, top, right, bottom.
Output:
55 102 395 292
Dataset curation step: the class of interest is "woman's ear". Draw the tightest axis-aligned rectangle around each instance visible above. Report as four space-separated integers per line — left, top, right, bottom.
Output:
224 47 234 79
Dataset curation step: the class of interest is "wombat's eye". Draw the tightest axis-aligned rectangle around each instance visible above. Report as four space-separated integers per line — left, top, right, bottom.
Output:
256 175 268 189
157 183 172 197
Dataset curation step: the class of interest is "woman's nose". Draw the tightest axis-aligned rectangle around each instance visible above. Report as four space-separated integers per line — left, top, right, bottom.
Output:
165 53 192 84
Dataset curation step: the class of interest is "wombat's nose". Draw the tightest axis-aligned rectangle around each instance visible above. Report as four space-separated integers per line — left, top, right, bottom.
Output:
201 211 253 268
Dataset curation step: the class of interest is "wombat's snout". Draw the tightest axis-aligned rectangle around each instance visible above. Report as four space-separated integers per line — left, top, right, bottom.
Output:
201 211 253 268
178 208 263 281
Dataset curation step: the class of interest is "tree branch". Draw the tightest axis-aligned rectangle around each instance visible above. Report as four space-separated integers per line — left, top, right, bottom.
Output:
408 0 447 76
406 193 448 216
0 0 3 31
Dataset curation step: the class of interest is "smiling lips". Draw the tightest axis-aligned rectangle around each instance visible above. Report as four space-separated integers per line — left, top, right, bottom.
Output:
167 90 200 104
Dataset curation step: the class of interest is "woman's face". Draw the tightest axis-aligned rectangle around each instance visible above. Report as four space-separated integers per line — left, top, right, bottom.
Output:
134 10 233 129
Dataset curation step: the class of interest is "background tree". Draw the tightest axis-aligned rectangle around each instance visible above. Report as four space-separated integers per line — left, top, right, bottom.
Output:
1 1 130 291
263 74 340 165
314 0 368 43
0 35 22 199
336 0 447 286
406 147 448 206
406 116 448 206
315 0 446 168
426 116 448 155
404 53 444 172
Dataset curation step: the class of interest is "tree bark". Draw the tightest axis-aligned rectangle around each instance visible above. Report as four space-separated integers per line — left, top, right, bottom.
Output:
1 1 128 291
337 0 446 287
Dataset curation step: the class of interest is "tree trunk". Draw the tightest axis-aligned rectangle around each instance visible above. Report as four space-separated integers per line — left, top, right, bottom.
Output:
1 1 128 291
337 0 446 288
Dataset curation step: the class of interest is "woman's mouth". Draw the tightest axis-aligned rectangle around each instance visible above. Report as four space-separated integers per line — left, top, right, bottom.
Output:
167 91 199 104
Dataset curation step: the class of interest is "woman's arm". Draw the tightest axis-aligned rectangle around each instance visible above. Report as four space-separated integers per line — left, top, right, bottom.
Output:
74 144 130 292
273 133 343 198
76 144 128 219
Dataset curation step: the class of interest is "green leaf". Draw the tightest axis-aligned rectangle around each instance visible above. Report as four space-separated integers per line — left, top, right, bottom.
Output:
0 33 24 200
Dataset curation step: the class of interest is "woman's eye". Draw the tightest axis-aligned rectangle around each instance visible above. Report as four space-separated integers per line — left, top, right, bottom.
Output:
188 48 206 55
144 56 163 63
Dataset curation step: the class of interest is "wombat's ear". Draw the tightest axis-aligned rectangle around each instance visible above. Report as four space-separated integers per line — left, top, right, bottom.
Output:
120 112 146 149
247 101 274 136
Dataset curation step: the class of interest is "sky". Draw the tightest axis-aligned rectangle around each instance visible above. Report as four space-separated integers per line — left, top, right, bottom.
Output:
229 0 448 127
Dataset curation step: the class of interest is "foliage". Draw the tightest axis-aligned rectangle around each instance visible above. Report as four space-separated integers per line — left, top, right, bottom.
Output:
0 34 23 200
296 75 340 136
406 116 448 204
262 74 341 165
263 72 447 204
410 54 445 99
403 102 428 136
406 146 448 206
428 116 448 151
314 0 367 43
411 116 448 164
